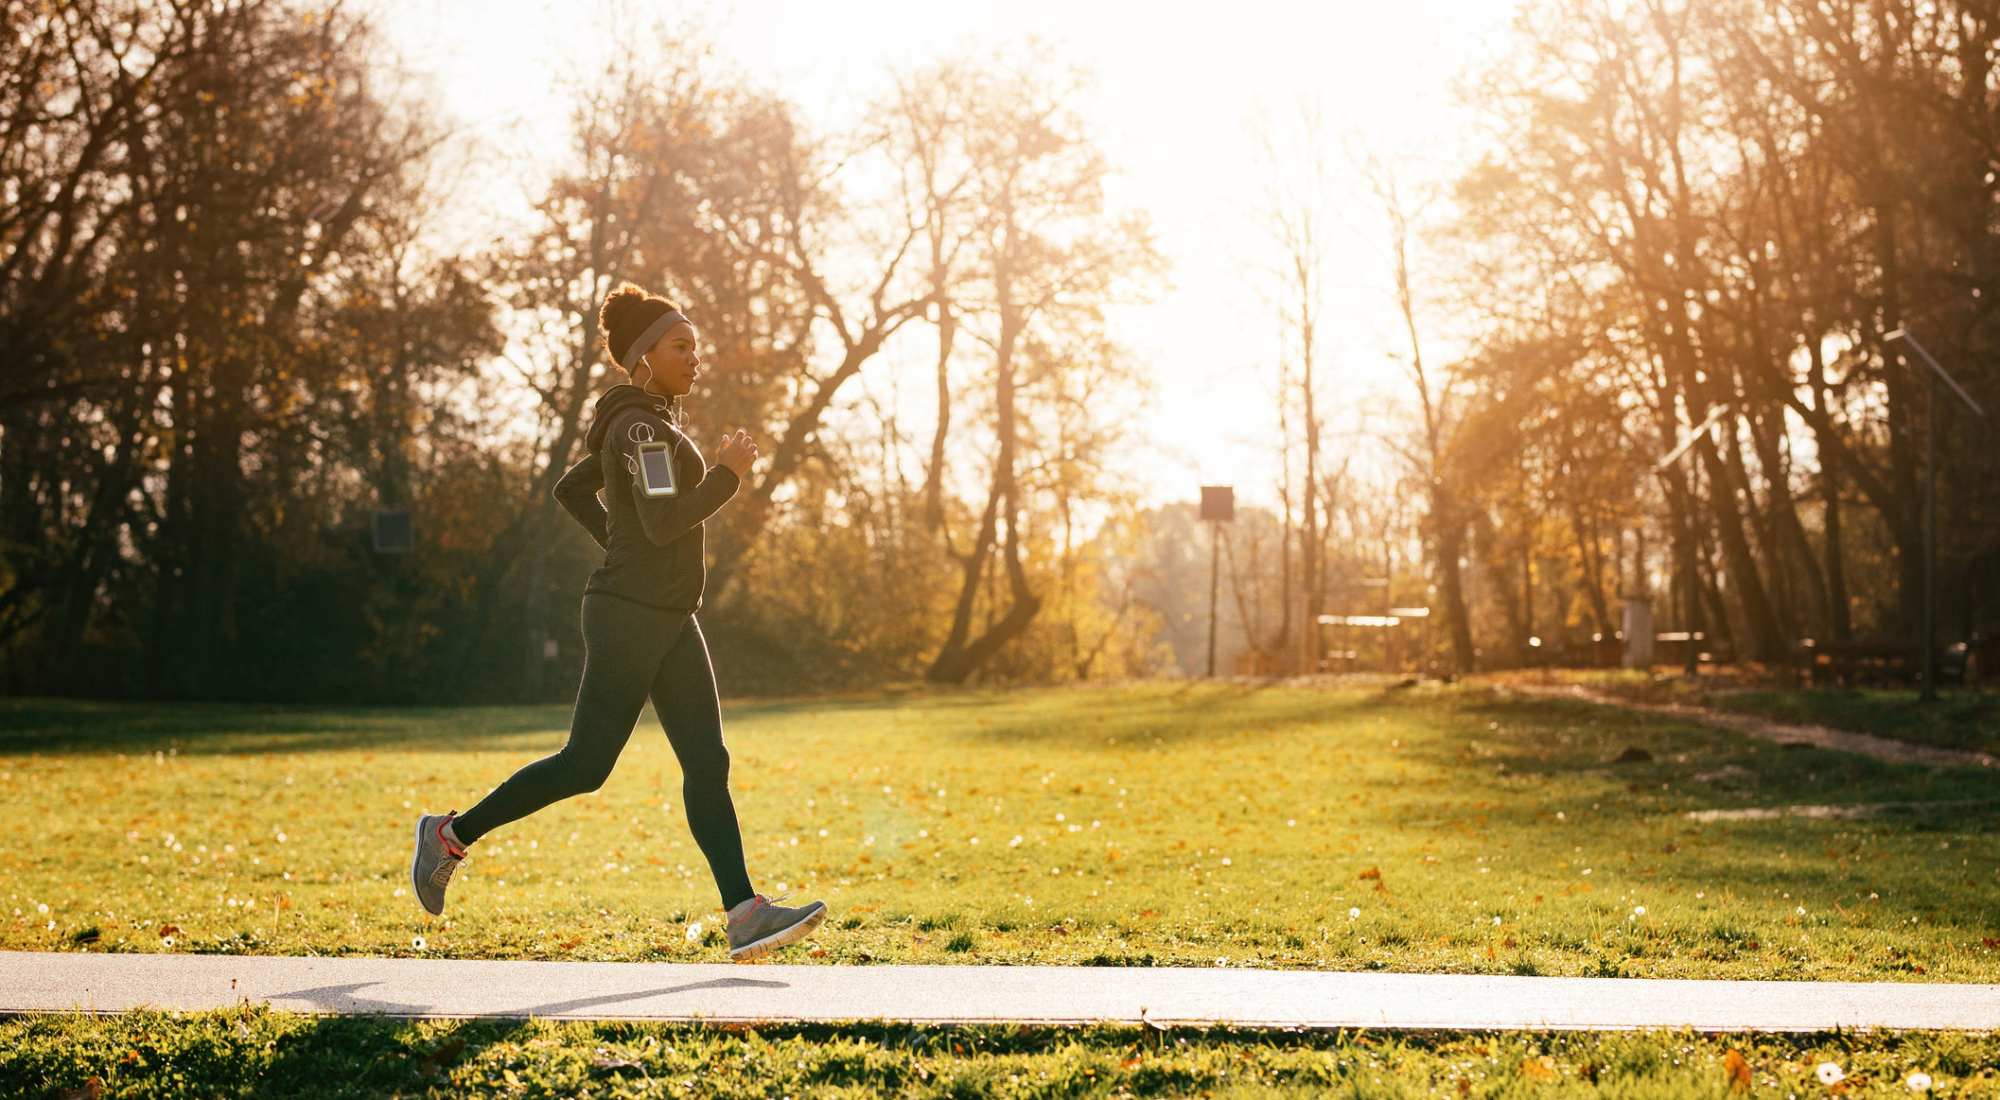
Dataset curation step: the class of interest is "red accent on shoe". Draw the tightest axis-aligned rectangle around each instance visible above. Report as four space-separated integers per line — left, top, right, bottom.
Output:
728 895 766 925
435 814 466 859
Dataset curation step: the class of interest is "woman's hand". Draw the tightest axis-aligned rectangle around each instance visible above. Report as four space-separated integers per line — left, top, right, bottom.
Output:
716 429 760 478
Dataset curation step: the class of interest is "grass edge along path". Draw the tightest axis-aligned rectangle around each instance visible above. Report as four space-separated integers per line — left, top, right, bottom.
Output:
4 1007 2000 1098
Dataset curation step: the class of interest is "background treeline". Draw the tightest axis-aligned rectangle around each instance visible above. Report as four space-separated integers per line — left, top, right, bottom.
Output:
1222 0 2000 677
6 0 1997 701
0 0 1176 700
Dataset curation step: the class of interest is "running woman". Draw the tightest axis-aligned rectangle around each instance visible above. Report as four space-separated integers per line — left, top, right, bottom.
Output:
409 282 827 962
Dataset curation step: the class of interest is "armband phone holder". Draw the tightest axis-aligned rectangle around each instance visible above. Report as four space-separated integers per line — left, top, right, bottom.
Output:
634 440 678 497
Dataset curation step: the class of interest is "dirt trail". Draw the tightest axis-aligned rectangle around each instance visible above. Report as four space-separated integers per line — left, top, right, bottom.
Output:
1504 682 2000 772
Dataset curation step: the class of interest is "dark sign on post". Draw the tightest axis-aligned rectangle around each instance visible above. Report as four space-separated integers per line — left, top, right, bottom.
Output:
372 509 413 554
1200 485 1234 523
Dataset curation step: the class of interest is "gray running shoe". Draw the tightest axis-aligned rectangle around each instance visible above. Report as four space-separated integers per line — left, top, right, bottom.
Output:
410 811 465 916
726 892 828 961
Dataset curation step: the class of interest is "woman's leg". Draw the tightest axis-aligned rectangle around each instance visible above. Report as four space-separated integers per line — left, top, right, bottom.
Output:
452 595 680 845
650 614 754 910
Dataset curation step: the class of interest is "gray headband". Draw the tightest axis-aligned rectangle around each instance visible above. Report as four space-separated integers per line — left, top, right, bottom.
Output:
618 309 690 372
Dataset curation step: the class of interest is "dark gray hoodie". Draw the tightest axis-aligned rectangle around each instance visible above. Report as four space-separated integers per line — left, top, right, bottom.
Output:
552 383 740 612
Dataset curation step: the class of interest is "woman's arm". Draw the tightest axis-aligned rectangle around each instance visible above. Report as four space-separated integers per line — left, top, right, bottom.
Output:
551 453 610 550
610 411 740 547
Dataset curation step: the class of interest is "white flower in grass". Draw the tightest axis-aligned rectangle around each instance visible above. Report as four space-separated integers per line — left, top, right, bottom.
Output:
685 920 704 942
1816 1061 1845 1085
1009 835 1024 848
161 936 175 949
1348 908 1361 920
1907 1071 1932 1092
1492 916 1502 926
412 935 427 951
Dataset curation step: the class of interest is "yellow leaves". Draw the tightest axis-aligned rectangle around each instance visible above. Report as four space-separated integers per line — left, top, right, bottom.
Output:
1519 1055 1559 1081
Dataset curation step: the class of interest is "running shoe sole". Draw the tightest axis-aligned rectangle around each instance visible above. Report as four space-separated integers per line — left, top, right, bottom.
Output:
410 814 449 916
728 902 828 962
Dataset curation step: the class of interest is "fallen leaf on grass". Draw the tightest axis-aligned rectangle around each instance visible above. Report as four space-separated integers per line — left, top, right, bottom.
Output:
591 1054 644 1076
55 1076 102 1100
1722 1048 1751 1092
1358 867 1381 880
1520 1056 1558 1080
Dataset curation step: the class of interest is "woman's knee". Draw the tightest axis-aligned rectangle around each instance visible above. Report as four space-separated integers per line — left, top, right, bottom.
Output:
681 742 731 787
558 747 619 795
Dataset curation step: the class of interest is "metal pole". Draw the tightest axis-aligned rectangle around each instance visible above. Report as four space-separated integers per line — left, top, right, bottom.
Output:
1923 374 1938 701
1885 328 1986 700
1684 525 1699 678
1207 520 1220 678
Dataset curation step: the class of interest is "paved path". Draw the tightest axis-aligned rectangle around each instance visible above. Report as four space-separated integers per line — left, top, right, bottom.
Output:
1505 682 2000 771
6 952 2000 1031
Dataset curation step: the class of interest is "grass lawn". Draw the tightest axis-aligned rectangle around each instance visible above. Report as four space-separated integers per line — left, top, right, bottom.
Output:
4 680 2000 1096
4 1009 1996 1098
3 679 1999 977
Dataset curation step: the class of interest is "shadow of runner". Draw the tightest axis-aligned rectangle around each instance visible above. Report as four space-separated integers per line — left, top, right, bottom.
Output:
270 976 793 1018
528 976 789 1017
270 981 435 1016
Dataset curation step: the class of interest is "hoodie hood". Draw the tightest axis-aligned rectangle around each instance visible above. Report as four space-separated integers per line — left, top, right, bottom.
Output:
585 383 669 453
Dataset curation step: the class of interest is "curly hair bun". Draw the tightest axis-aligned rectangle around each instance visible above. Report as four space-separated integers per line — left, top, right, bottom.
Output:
598 281 683 367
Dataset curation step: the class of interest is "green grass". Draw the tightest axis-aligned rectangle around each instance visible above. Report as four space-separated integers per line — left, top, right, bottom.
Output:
1536 668 2000 757
6 680 2000 1095
4 680 2000 980
4 1008 1996 1098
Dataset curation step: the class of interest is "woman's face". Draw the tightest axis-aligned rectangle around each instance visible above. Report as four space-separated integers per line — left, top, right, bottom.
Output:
635 320 701 398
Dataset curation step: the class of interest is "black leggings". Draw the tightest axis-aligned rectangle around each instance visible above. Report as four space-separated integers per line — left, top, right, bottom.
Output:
453 595 753 910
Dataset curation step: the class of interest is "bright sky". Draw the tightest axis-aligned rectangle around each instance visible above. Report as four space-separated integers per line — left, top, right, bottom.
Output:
376 0 1515 511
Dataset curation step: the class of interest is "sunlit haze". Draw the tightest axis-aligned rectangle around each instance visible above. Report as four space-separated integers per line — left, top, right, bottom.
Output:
376 0 1512 511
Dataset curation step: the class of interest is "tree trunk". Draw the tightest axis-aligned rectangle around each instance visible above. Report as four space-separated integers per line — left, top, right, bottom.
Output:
1434 488 1476 674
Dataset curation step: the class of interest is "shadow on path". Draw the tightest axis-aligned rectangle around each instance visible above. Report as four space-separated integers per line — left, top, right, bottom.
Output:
272 976 792 1018
528 976 789 1017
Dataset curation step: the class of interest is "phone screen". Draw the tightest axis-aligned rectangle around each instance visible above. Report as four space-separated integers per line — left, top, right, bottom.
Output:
639 444 677 496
